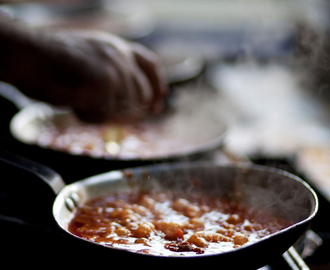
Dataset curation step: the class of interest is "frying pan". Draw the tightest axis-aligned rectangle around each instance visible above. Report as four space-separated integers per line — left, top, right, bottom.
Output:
0 150 318 269
0 47 226 163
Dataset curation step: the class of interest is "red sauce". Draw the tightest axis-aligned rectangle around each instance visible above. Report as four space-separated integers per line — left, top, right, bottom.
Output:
34 114 199 159
68 190 290 256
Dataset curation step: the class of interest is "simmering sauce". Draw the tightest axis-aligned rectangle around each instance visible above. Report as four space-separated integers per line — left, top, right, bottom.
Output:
68 190 290 256
30 104 224 159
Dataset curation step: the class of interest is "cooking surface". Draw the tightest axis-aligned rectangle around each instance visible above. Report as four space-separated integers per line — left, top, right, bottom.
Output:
0 53 327 270
9 91 226 161
2 0 330 268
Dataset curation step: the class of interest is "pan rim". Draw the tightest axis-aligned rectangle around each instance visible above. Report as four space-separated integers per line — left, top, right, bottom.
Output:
52 162 319 259
9 102 227 162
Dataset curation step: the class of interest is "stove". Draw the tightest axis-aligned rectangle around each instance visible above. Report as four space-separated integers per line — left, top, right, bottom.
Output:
0 90 329 269
0 150 320 269
0 36 329 269
1 0 330 267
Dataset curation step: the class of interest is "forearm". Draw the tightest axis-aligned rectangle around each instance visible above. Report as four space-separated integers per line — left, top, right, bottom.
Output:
0 11 167 122
0 12 38 86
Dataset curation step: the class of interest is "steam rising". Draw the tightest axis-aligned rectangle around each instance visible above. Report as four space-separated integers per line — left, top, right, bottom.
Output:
157 83 229 145
122 163 316 225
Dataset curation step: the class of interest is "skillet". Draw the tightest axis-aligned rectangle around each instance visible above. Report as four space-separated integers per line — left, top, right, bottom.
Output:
0 150 318 269
0 47 226 162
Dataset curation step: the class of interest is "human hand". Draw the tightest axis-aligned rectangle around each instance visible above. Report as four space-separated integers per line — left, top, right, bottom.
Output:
9 29 168 123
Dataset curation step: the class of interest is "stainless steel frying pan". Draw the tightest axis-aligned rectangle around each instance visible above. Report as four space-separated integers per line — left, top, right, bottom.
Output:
0 151 318 269
0 48 226 162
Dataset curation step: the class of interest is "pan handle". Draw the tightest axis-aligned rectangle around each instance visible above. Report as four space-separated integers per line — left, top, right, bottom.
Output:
0 82 35 110
0 150 65 195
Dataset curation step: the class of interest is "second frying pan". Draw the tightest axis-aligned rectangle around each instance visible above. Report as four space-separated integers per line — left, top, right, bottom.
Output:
0 45 226 164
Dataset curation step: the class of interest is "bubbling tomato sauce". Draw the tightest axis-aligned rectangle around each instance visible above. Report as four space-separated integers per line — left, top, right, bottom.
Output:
68 190 291 256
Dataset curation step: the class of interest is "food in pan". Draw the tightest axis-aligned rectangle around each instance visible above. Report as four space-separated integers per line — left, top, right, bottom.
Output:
32 112 220 159
35 114 153 158
11 86 226 159
68 190 291 256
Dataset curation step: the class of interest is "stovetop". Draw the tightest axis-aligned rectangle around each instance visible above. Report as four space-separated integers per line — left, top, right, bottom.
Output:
1 1 330 266
0 98 328 269
0 81 329 270
1 146 323 269
0 161 316 270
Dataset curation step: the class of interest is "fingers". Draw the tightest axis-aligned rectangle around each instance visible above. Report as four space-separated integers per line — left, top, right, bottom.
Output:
102 45 151 120
103 40 165 117
85 32 167 116
130 64 153 109
131 42 168 113
69 32 168 122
